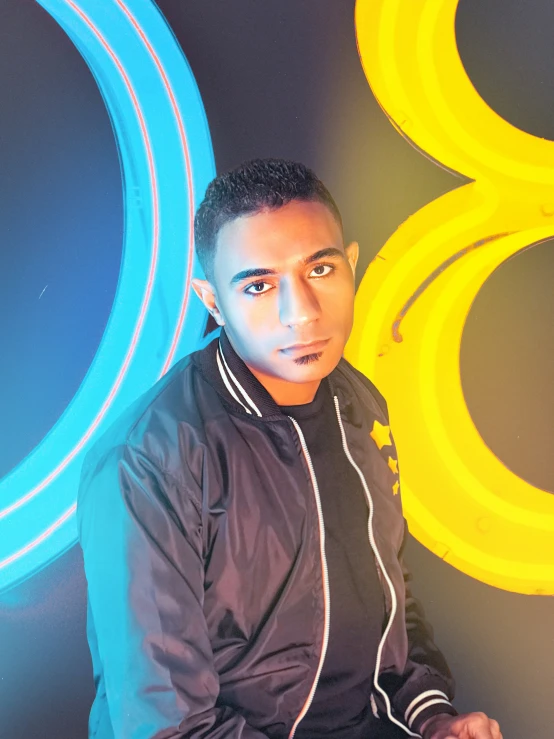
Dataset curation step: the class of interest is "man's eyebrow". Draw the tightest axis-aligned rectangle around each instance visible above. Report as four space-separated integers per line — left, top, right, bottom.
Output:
229 247 345 286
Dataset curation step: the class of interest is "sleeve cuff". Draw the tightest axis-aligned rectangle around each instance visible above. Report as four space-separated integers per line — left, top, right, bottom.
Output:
403 689 458 736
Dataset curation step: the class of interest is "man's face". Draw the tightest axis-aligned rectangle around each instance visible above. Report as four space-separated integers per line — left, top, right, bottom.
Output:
192 200 359 404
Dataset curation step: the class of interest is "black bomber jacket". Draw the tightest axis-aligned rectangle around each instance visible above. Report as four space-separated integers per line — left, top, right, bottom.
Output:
77 327 458 739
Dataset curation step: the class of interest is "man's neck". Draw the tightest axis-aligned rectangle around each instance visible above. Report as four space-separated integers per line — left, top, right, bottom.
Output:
246 364 321 406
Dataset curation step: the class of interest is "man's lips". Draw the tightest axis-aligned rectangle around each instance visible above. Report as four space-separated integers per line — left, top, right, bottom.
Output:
281 338 330 355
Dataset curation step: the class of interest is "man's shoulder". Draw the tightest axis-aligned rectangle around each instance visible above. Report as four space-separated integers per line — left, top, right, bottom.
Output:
81 339 218 481
335 356 389 422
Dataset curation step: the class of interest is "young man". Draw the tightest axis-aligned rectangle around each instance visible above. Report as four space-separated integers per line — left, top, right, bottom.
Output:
78 159 502 739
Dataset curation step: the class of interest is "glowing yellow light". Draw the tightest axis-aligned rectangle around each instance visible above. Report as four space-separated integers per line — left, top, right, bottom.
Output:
348 0 554 594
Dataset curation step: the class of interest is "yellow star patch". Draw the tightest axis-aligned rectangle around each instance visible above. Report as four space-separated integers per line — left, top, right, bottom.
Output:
369 420 392 450
388 456 398 475
392 480 400 496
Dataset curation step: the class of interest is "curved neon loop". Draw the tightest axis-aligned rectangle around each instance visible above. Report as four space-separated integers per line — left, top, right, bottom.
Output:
1 1 161 523
0 0 215 592
348 0 554 594
113 0 196 375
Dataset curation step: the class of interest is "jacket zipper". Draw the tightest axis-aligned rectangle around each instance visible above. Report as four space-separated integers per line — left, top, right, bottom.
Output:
332 396 419 738
286 416 331 739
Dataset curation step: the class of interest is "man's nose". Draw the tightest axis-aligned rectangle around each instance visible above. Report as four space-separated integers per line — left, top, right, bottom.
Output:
278 275 320 327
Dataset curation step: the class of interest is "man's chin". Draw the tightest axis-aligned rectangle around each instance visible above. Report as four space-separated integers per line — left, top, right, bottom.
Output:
279 354 339 381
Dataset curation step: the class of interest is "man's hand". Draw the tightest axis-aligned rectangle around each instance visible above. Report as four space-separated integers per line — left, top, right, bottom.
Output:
420 711 502 739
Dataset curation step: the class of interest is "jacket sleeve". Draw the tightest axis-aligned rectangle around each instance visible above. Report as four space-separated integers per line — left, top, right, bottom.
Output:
387 519 459 736
365 376 458 735
77 441 269 739
343 360 459 735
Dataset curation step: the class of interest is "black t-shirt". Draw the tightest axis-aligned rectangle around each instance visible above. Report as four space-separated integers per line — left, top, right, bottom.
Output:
279 379 387 739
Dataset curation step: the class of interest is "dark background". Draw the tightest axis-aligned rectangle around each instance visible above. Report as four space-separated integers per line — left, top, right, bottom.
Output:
1 0 554 736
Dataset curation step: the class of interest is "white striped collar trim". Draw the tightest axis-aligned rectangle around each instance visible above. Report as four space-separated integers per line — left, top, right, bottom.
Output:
216 341 263 417
216 349 253 415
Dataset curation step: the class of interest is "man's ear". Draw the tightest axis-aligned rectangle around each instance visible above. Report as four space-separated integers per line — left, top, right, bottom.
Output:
345 241 359 278
191 278 225 326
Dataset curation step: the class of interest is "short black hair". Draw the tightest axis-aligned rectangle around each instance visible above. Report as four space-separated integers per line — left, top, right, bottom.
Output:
194 158 343 283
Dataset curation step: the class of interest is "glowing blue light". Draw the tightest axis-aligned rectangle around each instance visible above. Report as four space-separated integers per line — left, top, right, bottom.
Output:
0 0 215 592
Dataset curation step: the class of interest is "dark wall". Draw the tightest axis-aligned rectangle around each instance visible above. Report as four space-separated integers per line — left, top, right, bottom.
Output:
1 1 554 737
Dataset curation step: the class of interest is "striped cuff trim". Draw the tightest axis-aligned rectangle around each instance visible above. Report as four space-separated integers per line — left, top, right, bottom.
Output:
404 689 450 725
408 698 453 729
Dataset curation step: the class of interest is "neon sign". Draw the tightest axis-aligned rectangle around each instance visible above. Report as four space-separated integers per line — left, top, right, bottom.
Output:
0 0 215 592
348 0 554 594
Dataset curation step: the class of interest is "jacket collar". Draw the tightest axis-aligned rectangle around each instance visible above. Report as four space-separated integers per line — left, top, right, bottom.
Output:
192 326 362 425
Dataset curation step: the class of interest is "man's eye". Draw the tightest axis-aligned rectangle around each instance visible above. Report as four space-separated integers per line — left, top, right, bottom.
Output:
310 263 335 277
244 281 272 296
